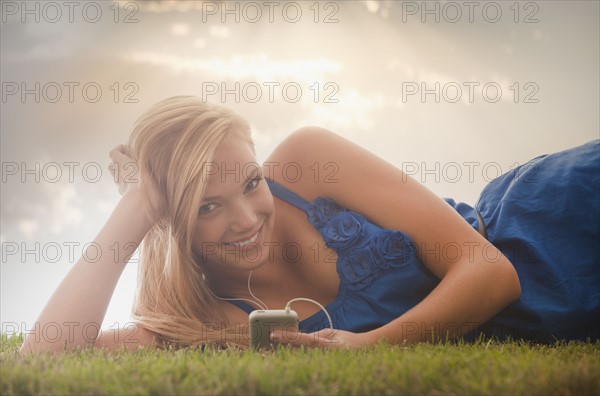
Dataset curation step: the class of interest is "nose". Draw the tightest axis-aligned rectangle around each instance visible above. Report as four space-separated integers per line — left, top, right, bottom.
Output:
229 199 259 234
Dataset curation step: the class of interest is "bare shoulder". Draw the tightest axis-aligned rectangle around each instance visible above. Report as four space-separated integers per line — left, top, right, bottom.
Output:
266 126 347 165
264 126 358 200
93 323 163 351
265 125 404 204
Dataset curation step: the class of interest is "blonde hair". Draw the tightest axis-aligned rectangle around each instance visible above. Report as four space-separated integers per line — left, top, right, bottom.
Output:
127 96 253 349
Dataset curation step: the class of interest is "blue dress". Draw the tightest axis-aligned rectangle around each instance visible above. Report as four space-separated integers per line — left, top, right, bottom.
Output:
229 140 600 343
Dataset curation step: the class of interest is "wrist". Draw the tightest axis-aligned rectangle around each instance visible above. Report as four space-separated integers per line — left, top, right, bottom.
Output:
362 328 383 346
365 325 406 346
120 189 156 232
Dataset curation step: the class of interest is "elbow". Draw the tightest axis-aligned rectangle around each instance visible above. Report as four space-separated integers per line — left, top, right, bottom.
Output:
18 337 40 356
18 337 74 356
502 258 521 304
18 340 41 356
511 271 522 302
18 340 55 356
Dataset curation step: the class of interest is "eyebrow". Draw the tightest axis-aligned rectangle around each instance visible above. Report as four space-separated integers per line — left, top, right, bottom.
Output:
201 166 261 202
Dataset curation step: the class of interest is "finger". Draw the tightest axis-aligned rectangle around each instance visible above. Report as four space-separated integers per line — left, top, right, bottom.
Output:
270 330 315 348
110 149 129 163
108 147 138 183
314 328 337 338
107 161 126 195
109 144 133 162
109 144 124 159
310 329 342 347
271 330 335 349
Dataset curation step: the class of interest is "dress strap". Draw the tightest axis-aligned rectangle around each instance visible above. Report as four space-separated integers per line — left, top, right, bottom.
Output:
265 177 312 213
228 299 255 314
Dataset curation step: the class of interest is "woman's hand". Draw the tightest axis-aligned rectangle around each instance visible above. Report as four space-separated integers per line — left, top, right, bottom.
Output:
270 328 377 349
108 144 165 224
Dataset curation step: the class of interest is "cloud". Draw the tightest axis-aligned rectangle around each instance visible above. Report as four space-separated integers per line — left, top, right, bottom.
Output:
8 184 83 240
114 0 213 13
124 51 342 83
171 23 191 37
209 25 230 39
44 184 84 236
310 89 385 131
17 219 39 240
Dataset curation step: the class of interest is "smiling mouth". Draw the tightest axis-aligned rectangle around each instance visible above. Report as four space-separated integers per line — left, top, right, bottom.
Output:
224 224 263 247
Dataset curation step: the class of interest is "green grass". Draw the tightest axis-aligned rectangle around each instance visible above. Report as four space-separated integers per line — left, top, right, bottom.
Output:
1 333 598 395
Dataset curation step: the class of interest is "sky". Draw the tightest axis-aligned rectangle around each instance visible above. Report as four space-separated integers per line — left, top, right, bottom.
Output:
1 0 599 337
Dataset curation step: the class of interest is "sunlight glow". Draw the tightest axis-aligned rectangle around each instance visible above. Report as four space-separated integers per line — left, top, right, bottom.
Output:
125 51 342 82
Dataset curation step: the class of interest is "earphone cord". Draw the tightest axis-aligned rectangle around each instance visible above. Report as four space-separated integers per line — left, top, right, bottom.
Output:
206 270 269 311
206 271 334 330
285 298 334 330
247 270 269 310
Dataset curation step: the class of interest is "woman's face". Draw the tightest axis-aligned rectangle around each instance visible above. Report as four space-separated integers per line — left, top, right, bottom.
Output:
191 134 275 273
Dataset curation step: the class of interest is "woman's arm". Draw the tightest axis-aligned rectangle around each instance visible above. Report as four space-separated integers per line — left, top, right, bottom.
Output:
269 127 521 347
20 146 164 354
19 191 155 354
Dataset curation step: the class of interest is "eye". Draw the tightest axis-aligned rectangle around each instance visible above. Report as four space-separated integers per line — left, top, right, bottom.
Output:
244 176 263 193
199 203 218 215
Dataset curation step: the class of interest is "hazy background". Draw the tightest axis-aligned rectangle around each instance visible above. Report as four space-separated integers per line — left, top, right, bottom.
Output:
1 0 598 336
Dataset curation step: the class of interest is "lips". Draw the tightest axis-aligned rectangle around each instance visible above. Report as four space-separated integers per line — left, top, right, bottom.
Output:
224 224 263 247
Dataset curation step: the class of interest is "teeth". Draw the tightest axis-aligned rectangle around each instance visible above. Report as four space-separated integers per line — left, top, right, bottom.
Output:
228 231 258 247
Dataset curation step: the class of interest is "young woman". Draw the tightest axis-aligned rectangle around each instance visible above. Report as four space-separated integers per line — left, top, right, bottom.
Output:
20 96 599 354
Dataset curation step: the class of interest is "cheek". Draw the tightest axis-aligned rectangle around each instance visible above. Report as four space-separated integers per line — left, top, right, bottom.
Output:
257 186 275 215
191 217 226 252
